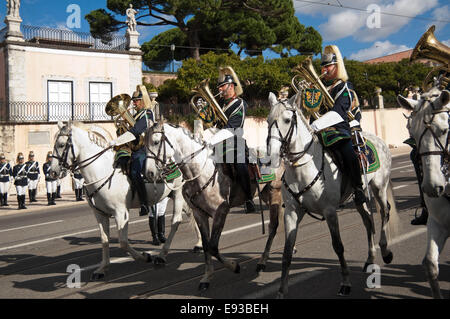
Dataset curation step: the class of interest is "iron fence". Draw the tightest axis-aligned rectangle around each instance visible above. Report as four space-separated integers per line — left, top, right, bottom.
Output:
2 101 114 122
21 25 127 51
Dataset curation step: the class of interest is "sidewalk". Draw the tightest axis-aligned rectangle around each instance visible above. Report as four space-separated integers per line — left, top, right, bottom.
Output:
0 192 87 217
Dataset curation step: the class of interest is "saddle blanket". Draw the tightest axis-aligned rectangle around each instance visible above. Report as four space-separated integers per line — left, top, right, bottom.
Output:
359 139 380 174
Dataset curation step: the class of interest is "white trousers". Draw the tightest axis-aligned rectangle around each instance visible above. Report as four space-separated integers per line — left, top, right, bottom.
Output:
16 185 27 196
46 181 57 193
73 178 84 189
28 179 39 190
150 197 169 217
0 181 10 193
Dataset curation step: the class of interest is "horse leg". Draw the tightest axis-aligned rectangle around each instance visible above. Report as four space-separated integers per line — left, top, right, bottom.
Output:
208 203 239 273
91 212 111 281
355 202 377 272
155 196 182 265
277 203 302 299
324 208 351 296
423 218 448 299
372 185 394 264
194 212 213 291
256 203 280 273
115 209 152 263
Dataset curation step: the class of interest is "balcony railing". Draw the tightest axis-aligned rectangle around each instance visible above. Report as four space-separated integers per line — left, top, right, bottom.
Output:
2 101 113 122
21 25 127 52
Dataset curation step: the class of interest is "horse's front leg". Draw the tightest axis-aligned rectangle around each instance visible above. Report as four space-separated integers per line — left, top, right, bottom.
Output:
423 218 447 299
372 184 394 265
195 212 213 291
257 202 280 273
277 200 302 299
91 212 110 281
115 209 152 263
208 202 240 273
323 207 351 296
355 201 377 272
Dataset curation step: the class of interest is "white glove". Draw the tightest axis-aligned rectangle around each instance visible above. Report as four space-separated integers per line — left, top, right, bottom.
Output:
108 139 117 147
310 122 319 132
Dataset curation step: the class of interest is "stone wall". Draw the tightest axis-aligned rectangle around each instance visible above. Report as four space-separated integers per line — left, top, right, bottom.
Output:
142 72 177 87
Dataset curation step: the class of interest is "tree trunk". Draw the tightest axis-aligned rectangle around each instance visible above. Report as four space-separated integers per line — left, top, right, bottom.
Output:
188 29 201 61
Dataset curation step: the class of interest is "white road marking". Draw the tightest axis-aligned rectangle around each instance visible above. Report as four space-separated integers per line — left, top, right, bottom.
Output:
0 220 64 233
393 185 408 190
392 164 413 171
241 227 428 299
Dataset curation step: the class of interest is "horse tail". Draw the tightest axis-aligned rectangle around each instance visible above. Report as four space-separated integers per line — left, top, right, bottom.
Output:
386 179 400 240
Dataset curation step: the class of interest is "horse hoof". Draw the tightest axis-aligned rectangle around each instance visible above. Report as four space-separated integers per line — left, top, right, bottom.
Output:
234 263 241 274
143 253 153 263
154 257 166 266
256 264 266 273
192 246 202 253
337 285 351 296
198 282 210 291
383 251 393 264
91 272 105 281
276 292 285 299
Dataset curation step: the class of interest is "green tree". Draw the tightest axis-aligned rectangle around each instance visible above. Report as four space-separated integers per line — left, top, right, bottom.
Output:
86 1 321 70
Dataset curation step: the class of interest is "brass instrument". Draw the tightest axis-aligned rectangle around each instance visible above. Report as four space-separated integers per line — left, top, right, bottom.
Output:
410 25 450 91
105 93 144 150
190 79 228 128
291 57 335 119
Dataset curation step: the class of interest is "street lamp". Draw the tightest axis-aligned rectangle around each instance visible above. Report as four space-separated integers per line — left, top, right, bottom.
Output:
170 44 175 73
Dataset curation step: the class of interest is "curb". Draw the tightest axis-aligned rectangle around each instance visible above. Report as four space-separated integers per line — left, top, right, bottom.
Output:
0 194 88 217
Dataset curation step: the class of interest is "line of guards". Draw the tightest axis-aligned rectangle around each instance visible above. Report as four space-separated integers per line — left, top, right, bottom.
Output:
0 151 85 209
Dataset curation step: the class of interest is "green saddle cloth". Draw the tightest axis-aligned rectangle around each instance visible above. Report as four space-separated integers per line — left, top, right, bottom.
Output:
320 129 351 147
361 139 380 174
257 166 276 184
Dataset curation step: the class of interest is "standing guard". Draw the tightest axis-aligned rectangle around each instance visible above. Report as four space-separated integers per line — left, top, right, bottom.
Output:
13 152 28 210
43 152 57 206
0 153 12 207
216 66 256 213
73 169 84 201
26 151 40 203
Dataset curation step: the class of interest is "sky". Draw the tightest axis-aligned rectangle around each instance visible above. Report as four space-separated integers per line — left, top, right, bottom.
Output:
0 0 449 62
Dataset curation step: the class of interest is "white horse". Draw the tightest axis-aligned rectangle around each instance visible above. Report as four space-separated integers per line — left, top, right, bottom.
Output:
267 92 399 298
397 88 450 299
49 121 201 280
144 122 286 290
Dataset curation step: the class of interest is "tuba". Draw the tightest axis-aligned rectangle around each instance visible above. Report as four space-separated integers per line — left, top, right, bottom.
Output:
190 79 228 128
291 57 335 120
410 25 450 91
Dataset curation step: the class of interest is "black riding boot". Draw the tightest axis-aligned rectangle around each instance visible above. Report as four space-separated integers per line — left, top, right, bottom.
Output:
20 195 27 209
28 190 33 203
56 186 62 198
236 163 256 213
157 216 166 243
135 180 149 216
51 192 57 205
17 195 21 209
149 215 160 245
32 189 38 202
4 193 8 206
47 193 52 206
0 193 4 206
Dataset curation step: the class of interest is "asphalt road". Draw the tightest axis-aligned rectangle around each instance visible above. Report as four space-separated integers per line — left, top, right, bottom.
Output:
0 149 448 301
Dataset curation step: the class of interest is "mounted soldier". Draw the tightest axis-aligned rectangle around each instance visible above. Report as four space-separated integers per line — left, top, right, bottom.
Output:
13 152 28 209
43 151 57 205
26 151 40 203
215 67 256 213
309 45 367 205
73 169 84 201
0 153 12 206
108 85 155 217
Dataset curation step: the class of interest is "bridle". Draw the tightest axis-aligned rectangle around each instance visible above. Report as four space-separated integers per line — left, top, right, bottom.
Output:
52 128 112 172
415 101 450 167
145 124 207 182
266 102 314 164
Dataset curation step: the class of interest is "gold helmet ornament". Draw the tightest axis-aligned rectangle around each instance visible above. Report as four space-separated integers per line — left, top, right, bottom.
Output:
132 85 152 111
321 45 348 82
217 66 243 96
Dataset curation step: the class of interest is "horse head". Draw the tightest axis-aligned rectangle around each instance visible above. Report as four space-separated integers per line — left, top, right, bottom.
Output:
267 92 314 168
397 88 450 197
145 121 177 181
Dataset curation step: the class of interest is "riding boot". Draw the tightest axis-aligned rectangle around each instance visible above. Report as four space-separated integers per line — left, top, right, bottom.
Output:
135 180 149 216
157 216 166 243
32 189 37 202
56 186 62 198
17 195 21 209
28 190 33 203
149 215 160 245
236 163 256 213
51 192 57 205
78 189 84 201
3 193 8 206
21 195 27 209
47 193 52 206
0 193 4 206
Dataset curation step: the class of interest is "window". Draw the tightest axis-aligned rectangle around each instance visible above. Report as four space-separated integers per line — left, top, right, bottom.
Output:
89 82 112 120
47 81 73 121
